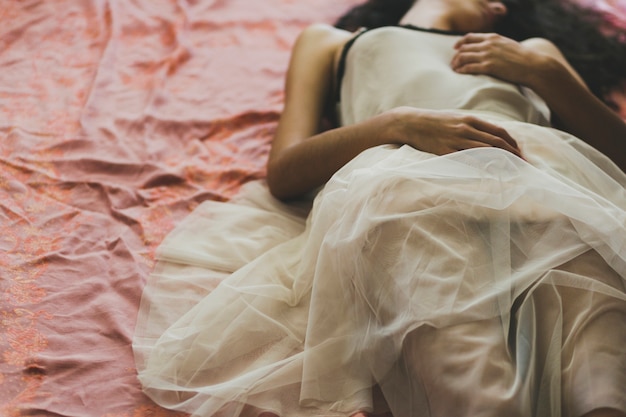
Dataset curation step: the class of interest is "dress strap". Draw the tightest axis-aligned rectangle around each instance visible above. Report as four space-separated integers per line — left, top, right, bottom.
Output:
335 27 369 103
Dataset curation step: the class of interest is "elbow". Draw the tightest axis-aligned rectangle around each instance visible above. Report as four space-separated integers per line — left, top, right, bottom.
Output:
266 159 294 202
266 178 288 202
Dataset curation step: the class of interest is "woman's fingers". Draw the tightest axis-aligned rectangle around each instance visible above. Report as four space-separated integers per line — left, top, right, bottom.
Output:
451 33 532 84
451 38 493 73
458 117 523 158
476 120 522 157
454 33 495 49
451 52 486 72
470 117 518 147
398 109 524 159
467 132 524 158
451 37 497 73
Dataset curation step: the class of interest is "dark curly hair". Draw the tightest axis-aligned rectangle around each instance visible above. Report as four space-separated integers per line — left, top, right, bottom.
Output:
334 0 626 107
334 0 416 30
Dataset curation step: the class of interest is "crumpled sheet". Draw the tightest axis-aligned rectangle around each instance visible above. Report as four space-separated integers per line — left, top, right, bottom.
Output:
0 0 358 415
0 0 624 416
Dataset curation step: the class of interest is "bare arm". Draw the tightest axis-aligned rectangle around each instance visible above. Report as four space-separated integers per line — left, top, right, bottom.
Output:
268 25 523 201
522 39 626 170
452 34 626 171
266 24 395 200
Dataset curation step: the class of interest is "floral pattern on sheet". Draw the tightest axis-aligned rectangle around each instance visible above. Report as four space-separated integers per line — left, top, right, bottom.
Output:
0 176 57 415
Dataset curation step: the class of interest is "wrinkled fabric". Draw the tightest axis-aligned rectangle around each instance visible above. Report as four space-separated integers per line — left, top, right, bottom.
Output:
0 0 357 415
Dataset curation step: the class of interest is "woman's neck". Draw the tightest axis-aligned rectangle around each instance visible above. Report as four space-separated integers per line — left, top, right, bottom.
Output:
398 1 455 31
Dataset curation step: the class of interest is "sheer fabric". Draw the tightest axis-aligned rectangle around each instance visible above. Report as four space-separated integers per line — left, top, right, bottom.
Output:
133 26 626 417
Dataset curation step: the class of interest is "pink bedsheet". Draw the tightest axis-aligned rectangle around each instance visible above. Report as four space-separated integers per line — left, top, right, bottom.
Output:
0 0 624 416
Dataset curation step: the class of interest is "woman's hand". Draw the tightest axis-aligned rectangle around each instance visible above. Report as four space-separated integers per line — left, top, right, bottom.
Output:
451 33 544 86
451 34 626 172
389 107 523 159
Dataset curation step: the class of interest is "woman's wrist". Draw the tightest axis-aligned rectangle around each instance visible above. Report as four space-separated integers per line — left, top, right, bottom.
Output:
382 106 420 146
524 53 568 94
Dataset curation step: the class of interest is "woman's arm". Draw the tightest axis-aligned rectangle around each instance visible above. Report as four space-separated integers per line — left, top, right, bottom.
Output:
268 25 523 201
452 33 626 171
266 24 395 200
522 39 626 170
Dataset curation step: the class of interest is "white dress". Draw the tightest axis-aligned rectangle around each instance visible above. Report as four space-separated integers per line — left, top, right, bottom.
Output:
133 26 626 417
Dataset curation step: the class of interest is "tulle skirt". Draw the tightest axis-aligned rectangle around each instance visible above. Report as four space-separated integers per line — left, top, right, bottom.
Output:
133 120 626 417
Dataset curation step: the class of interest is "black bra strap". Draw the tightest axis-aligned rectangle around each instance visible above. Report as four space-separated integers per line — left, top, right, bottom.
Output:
335 28 369 103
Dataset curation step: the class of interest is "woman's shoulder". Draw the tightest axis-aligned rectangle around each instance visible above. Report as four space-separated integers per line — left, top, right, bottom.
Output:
519 37 578 71
520 37 561 54
294 23 354 54
292 24 359 75
299 23 353 41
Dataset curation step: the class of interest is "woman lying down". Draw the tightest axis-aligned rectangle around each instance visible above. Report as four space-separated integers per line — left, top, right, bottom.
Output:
133 0 626 416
